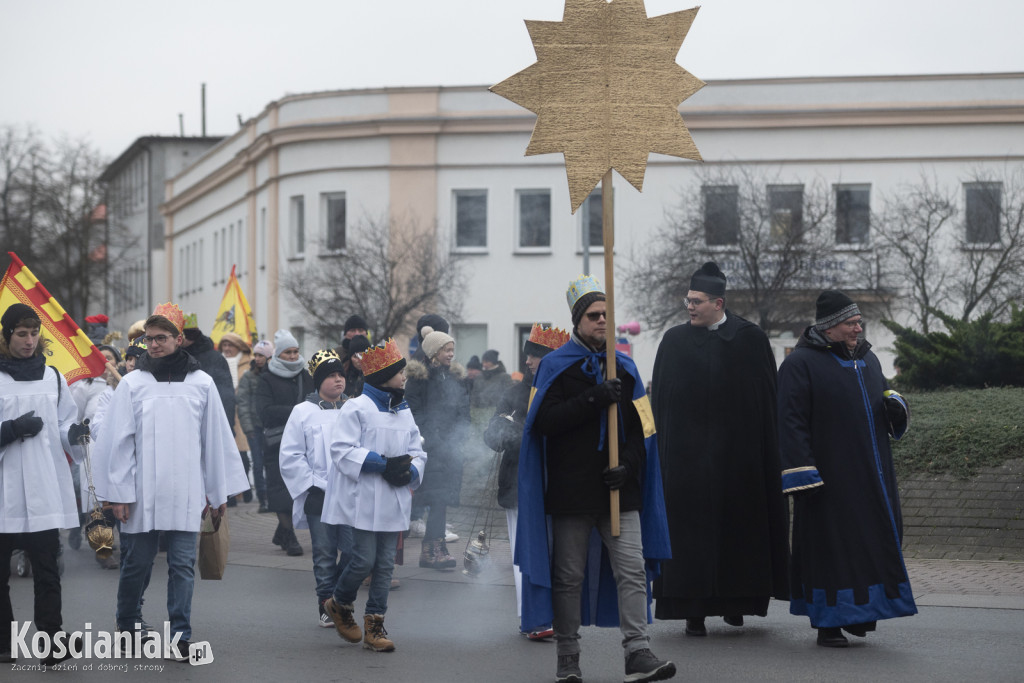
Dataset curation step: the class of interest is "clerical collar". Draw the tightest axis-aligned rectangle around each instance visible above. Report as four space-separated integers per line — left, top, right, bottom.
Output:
708 311 727 331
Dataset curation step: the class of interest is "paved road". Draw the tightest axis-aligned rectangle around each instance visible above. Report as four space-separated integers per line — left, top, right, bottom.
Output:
6 503 1023 682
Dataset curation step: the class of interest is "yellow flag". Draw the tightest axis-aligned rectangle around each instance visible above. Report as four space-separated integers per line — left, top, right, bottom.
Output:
1 252 107 384
210 265 257 346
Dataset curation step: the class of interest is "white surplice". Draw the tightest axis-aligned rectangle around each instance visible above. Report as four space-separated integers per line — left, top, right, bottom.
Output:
0 366 82 533
92 367 250 534
321 391 426 532
279 399 343 529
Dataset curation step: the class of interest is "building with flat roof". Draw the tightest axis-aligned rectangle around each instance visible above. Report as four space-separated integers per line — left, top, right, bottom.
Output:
155 74 1024 378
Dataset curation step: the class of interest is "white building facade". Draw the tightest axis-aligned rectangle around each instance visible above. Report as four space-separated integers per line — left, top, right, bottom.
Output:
156 74 1024 379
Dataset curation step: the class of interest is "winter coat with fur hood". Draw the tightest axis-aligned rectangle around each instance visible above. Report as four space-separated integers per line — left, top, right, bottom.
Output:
405 358 470 508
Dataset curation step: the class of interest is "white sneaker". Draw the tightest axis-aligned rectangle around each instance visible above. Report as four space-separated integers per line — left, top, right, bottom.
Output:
445 525 459 543
407 519 426 538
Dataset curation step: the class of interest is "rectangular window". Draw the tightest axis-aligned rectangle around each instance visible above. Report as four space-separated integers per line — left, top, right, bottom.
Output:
835 184 871 245
517 189 551 250
290 195 305 257
703 185 739 246
965 182 1002 244
768 185 803 241
580 188 604 250
454 190 487 250
450 323 487 365
322 192 347 252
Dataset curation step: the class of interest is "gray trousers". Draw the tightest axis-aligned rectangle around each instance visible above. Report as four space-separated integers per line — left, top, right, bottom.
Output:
551 510 650 657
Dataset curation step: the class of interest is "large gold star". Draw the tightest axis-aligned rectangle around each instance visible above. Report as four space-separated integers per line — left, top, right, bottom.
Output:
491 0 705 213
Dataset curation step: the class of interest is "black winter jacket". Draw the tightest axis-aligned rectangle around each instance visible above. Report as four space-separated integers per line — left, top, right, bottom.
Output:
483 375 531 509
534 357 645 515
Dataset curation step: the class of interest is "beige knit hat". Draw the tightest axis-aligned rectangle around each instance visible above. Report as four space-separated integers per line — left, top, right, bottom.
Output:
420 326 455 360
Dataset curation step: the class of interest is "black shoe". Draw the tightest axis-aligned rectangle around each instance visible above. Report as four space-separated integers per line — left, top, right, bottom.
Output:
624 648 676 682
258 503 271 514
816 627 849 648
166 638 191 662
555 653 582 683
226 496 238 508
242 489 253 503
723 615 744 627
285 537 304 556
685 618 707 637
842 623 868 638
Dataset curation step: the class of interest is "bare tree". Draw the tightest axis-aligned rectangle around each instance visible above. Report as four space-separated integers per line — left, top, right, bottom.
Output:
871 174 958 333
279 217 467 343
1 127 120 321
625 167 859 334
952 166 1024 321
872 166 1024 329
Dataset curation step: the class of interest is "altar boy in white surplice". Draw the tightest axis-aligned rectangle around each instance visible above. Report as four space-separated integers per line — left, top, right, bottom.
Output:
93 303 250 659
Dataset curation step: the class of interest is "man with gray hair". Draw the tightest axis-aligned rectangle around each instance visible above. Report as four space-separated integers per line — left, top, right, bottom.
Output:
777 290 915 648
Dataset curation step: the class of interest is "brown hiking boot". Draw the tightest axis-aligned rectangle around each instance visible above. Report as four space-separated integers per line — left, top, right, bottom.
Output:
323 598 362 643
363 614 395 652
419 538 457 570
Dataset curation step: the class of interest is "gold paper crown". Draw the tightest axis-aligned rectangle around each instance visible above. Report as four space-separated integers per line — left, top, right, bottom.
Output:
308 348 341 377
183 312 198 330
362 338 403 376
528 324 570 351
566 275 604 311
152 302 185 333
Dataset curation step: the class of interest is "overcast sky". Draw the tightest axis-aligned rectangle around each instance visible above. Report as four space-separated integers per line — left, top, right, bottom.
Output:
2 0 1022 159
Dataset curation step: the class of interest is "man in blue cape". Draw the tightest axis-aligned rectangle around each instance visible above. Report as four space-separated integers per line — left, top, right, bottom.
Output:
516 275 675 683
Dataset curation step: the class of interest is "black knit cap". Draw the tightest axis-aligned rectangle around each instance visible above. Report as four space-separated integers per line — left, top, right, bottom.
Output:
814 290 861 330
343 314 368 334
313 357 345 391
2 303 40 343
347 335 371 355
571 292 606 328
466 355 482 370
416 314 449 339
689 262 727 297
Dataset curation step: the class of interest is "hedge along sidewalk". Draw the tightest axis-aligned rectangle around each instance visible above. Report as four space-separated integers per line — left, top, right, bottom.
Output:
891 386 1024 480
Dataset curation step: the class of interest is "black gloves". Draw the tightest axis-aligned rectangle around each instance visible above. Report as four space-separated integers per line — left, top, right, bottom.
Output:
585 378 622 407
68 420 91 445
603 465 629 490
303 486 325 516
382 454 414 487
0 410 44 446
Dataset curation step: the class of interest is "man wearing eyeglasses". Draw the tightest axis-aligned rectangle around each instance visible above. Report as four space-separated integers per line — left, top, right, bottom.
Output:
651 262 790 638
778 290 915 648
93 303 251 660
516 275 675 683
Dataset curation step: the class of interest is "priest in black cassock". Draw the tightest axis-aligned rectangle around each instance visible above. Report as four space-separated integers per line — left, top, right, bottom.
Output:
651 262 789 636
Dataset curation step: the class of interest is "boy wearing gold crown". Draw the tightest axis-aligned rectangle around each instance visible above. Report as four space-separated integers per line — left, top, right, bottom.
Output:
516 277 675 683
279 349 352 629
93 303 250 660
321 339 426 652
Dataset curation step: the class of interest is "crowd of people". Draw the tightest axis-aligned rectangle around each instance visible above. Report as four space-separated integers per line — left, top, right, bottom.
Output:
1 263 915 682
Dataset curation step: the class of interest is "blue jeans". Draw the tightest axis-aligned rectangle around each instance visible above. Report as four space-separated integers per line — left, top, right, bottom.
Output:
246 431 267 504
308 516 351 603
117 530 197 640
332 529 399 616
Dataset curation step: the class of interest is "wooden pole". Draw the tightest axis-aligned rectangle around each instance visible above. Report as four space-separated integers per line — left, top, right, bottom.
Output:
601 170 620 537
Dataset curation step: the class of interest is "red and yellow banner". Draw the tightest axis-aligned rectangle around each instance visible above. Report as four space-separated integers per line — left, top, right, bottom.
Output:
1 251 106 384
210 265 258 347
